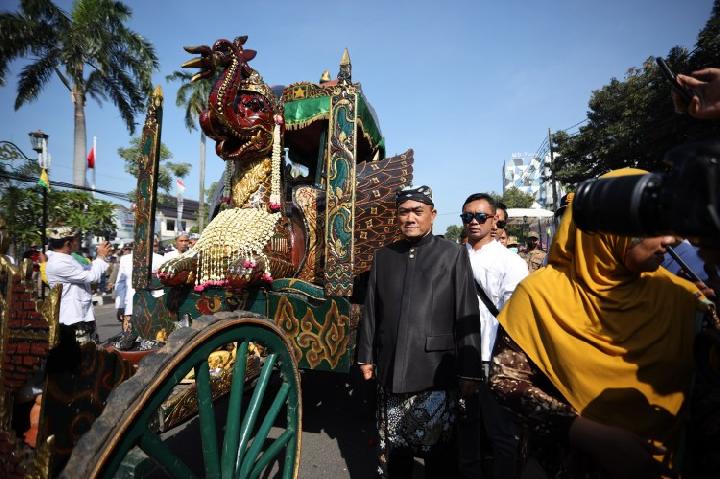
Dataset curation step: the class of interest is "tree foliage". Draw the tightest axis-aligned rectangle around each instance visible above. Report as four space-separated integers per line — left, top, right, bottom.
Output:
0 0 158 184
0 186 115 253
118 136 191 197
444 224 463 242
500 186 535 208
0 0 158 129
551 1 720 185
166 70 212 133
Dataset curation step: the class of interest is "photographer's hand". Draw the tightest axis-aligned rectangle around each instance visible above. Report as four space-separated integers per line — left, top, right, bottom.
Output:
675 68 720 119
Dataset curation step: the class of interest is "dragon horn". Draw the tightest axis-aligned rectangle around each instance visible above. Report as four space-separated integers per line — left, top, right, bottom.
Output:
182 57 206 69
183 44 212 55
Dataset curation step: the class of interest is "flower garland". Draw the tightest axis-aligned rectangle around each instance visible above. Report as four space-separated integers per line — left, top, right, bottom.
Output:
269 114 283 211
159 207 280 292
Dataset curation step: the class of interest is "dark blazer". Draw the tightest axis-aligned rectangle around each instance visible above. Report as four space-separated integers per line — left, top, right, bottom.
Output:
357 233 483 394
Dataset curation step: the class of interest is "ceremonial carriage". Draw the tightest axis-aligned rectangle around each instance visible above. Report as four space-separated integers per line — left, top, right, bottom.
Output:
0 36 413 478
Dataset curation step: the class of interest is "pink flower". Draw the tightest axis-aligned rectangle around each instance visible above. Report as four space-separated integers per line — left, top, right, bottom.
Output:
261 272 273 283
269 202 281 212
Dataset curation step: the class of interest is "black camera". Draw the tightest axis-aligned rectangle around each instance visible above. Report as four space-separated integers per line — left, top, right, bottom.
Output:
573 141 720 244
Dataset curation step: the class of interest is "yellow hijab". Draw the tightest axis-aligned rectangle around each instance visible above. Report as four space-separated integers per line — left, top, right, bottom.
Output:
498 169 704 448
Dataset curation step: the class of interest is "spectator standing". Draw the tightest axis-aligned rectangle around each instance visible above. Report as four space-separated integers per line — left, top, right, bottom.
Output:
45 227 110 343
357 185 483 478
120 238 165 332
458 193 528 478
520 231 546 272
163 232 190 262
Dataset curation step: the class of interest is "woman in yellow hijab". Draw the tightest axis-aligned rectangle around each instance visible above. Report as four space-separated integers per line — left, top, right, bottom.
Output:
489 169 709 478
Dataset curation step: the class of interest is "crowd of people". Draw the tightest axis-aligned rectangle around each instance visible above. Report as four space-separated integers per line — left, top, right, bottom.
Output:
357 68 720 478
38 231 198 342
12 67 720 478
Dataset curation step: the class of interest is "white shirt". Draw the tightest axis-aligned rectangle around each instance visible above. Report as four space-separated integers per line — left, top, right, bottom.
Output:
46 251 108 325
162 249 181 262
465 240 528 361
120 252 166 316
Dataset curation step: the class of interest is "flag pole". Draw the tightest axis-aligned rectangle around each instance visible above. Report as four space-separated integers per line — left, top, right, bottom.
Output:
92 136 97 198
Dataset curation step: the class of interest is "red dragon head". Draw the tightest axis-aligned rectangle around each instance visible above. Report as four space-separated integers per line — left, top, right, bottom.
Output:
182 36 280 161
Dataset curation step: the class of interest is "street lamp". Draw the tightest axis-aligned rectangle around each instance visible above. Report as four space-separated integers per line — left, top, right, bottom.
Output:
28 130 50 256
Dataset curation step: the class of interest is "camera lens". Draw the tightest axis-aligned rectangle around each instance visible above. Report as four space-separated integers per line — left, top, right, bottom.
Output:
574 173 666 236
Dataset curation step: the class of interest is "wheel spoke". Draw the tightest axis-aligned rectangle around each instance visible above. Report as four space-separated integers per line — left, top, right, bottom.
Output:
248 430 293 479
139 430 197 479
238 382 290 478
195 360 220 479
221 341 249 478
234 353 278 473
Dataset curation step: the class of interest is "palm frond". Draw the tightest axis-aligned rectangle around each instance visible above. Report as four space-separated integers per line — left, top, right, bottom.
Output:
15 53 59 109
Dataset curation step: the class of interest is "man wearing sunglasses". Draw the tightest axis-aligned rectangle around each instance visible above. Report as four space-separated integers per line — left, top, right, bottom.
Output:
458 193 528 479
358 185 483 478
491 201 508 241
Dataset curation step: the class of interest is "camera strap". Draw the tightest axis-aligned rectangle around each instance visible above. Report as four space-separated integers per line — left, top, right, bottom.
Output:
474 279 500 318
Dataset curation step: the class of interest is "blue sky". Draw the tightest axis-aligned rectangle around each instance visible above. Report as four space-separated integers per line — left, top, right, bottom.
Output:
0 0 714 232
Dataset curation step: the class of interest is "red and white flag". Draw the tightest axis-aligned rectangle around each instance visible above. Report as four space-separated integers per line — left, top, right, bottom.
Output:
176 178 186 193
87 146 95 169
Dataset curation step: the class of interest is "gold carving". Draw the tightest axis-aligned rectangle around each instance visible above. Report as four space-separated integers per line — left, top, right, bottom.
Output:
232 157 272 207
274 297 350 369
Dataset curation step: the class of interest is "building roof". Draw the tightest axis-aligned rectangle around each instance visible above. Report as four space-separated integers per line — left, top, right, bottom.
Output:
156 198 199 220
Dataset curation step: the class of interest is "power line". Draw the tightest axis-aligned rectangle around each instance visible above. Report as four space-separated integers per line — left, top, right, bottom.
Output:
0 171 131 201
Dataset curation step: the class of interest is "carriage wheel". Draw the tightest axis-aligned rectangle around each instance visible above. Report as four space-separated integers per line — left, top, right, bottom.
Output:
61 311 302 479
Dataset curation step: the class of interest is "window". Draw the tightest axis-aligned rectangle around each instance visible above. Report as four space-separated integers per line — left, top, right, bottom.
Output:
166 219 175 231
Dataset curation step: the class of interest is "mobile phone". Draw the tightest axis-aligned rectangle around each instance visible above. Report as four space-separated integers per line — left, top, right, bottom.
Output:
655 57 694 103
666 245 701 282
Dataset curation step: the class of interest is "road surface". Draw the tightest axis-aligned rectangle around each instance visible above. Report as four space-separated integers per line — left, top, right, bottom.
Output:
93 301 426 477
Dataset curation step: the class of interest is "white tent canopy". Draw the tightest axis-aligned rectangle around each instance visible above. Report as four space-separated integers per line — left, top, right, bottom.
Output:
506 208 554 225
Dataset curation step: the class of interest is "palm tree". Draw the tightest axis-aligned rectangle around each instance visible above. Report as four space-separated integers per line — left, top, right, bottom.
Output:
166 70 212 231
0 0 158 186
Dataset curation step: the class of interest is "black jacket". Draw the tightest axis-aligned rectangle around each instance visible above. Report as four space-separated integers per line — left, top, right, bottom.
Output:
357 234 483 394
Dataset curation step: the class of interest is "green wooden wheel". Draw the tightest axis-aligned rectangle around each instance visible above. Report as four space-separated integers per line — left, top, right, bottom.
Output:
61 311 302 479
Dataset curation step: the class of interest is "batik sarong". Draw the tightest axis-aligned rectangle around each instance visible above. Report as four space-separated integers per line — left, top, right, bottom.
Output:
376 387 457 477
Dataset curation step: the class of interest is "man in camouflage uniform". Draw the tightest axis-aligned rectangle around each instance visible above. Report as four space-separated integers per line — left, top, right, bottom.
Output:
520 232 546 272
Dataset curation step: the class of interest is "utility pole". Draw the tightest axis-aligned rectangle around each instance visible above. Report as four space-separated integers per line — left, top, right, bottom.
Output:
548 128 558 210
198 133 206 232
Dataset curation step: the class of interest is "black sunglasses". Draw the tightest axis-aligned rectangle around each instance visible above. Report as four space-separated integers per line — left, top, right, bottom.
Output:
460 212 494 224
496 220 507 229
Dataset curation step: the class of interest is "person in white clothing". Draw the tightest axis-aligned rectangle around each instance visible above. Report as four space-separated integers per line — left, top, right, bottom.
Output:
45 226 111 344
120 238 166 332
162 232 190 262
458 193 528 479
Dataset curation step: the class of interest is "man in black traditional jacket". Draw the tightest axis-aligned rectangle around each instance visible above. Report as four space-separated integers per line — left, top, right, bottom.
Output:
358 185 483 478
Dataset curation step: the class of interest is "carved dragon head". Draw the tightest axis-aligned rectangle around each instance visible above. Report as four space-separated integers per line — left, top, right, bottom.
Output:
182 36 279 161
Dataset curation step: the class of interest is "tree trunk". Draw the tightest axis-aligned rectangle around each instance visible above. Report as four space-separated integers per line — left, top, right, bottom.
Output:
72 86 87 187
198 132 206 232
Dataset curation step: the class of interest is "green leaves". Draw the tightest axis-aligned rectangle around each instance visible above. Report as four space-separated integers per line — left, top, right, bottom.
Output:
1 0 158 134
0 186 115 251
118 136 191 196
500 187 535 208
551 2 720 186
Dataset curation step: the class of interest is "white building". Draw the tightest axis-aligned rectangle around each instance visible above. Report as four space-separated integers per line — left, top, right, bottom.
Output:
503 152 562 208
155 198 199 243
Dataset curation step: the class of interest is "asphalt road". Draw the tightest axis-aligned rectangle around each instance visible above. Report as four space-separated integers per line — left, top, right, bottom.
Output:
93 301 426 478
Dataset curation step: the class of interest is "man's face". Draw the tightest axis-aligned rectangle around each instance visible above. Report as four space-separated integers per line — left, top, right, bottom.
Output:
176 235 190 252
462 199 496 243
491 207 507 239
527 237 538 249
69 236 81 252
397 200 436 240
498 230 508 246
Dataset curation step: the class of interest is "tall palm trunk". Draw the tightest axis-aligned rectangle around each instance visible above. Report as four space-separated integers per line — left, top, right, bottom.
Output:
198 131 206 231
72 85 87 187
